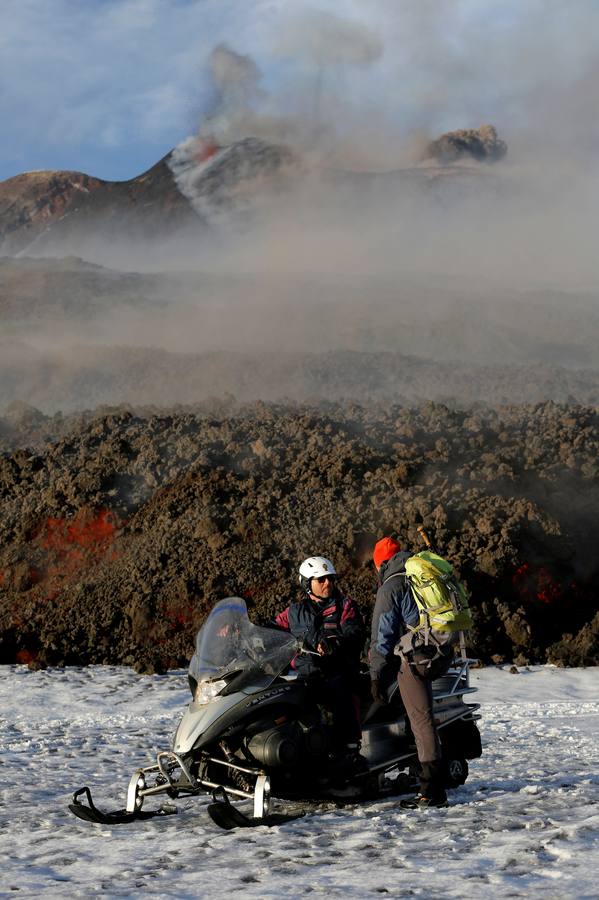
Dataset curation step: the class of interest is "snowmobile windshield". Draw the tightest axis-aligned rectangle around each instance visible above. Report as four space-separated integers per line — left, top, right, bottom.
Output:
189 597 297 684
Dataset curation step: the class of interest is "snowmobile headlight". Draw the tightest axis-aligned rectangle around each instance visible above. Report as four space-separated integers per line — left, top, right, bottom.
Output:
195 679 227 705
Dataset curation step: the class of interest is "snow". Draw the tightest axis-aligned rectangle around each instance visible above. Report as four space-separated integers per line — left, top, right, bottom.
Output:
1 664 598 898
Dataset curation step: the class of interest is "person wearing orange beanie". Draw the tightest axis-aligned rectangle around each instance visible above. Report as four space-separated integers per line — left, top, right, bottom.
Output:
370 534 448 808
372 536 402 570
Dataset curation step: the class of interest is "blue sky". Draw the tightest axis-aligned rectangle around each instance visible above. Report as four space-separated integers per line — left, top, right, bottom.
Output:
1 0 598 182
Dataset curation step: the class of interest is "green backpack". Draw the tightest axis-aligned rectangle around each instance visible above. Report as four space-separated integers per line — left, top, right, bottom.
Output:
404 551 473 636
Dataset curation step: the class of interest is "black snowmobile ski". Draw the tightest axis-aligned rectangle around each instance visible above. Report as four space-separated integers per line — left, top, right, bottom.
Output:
68 786 178 825
207 786 310 830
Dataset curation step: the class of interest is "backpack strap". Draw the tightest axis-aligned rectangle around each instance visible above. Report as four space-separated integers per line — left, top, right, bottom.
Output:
406 581 433 644
382 571 405 585
384 569 436 649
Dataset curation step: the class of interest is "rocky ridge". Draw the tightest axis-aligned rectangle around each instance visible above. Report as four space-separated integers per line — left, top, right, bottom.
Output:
0 129 508 261
0 157 200 258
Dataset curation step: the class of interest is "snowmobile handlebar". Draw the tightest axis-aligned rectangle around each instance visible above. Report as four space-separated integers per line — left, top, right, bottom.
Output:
297 640 336 657
297 641 321 657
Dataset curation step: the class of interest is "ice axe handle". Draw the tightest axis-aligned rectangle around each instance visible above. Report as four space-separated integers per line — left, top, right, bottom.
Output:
417 526 433 550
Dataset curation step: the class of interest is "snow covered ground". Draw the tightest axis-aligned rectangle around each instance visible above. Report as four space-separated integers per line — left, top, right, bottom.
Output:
1 664 598 898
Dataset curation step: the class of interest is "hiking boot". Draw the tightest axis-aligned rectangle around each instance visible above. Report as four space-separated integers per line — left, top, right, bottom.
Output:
420 760 446 799
400 792 448 809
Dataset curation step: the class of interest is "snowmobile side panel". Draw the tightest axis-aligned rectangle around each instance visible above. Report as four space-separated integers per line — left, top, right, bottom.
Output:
188 682 305 751
173 693 246 754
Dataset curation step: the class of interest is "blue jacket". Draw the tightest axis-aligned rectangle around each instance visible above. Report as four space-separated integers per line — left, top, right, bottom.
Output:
276 591 364 677
369 551 420 679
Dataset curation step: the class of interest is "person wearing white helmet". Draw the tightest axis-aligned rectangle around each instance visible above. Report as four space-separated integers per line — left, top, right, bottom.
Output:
275 555 365 768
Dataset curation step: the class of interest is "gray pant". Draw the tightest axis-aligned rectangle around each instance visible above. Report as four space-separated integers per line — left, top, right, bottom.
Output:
397 658 441 763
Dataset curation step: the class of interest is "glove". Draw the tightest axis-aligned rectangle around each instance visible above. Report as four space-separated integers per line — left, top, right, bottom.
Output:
317 637 337 656
371 678 386 704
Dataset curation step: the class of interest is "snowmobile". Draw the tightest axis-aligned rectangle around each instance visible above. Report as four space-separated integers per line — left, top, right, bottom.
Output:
69 597 482 829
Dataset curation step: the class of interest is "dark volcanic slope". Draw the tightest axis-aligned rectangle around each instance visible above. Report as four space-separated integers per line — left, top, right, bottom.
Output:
0 156 201 257
1 402 597 672
0 138 297 259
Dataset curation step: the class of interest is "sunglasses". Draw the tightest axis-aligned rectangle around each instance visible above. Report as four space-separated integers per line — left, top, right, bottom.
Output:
314 574 336 583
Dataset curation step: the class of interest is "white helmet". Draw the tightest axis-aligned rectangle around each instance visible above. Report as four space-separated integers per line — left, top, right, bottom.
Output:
298 556 337 593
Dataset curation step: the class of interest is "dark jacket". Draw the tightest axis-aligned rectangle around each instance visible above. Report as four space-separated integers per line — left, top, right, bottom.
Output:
369 551 420 680
276 591 364 677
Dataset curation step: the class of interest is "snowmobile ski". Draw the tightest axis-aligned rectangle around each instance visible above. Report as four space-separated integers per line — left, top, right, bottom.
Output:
68 786 178 825
206 786 306 830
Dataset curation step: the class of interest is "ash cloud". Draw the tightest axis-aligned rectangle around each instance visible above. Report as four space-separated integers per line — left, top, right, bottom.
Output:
3 4 599 414
164 4 599 292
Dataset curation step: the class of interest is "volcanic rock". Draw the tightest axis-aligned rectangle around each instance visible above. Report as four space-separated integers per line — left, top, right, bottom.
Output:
0 401 596 671
426 125 507 164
